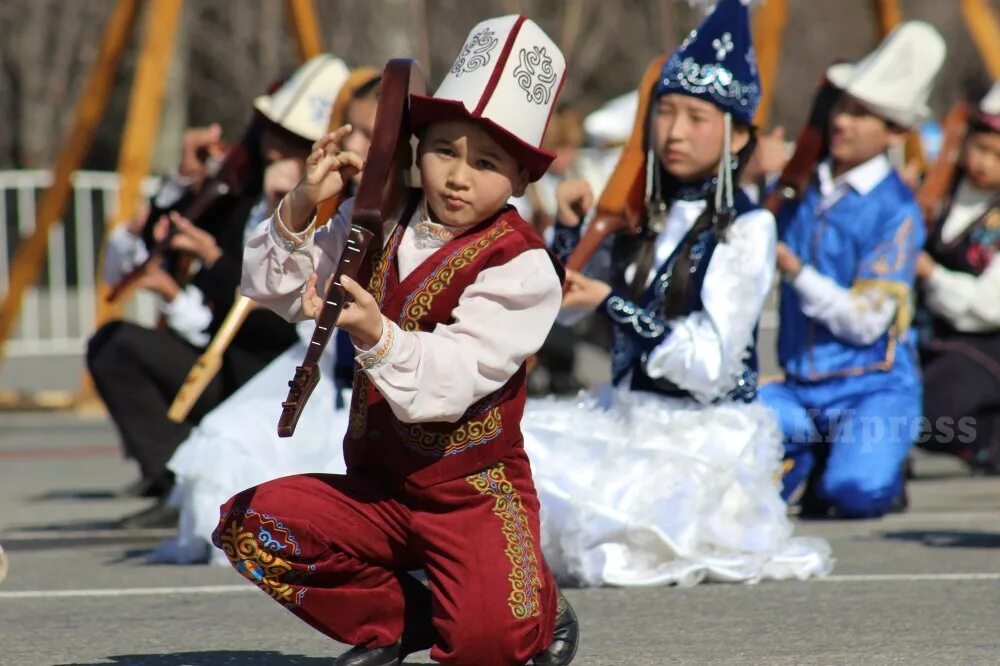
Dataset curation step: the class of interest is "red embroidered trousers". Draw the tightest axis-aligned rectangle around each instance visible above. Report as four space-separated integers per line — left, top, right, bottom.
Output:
212 447 556 666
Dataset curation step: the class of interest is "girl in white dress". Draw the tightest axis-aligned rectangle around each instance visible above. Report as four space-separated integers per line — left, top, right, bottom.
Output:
521 0 832 587
150 321 350 564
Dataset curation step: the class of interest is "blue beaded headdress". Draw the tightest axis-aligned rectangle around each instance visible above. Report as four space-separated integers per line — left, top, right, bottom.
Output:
655 0 761 124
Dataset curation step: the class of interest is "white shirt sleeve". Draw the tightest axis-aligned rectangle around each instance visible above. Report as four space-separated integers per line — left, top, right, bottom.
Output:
160 285 212 347
355 249 562 423
643 210 777 403
102 226 149 285
240 198 353 323
790 265 899 345
152 171 195 209
923 260 1000 332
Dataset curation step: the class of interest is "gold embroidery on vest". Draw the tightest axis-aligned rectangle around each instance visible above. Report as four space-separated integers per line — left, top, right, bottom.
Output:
348 375 369 439
466 463 542 620
399 222 514 332
369 224 405 307
399 405 503 457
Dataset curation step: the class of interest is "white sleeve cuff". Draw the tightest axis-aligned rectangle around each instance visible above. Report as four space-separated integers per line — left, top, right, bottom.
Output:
268 199 317 252
355 316 400 371
790 265 841 311
103 226 149 284
152 171 196 209
160 285 212 347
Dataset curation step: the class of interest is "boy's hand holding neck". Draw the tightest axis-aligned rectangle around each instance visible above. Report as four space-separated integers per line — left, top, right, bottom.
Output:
282 125 365 232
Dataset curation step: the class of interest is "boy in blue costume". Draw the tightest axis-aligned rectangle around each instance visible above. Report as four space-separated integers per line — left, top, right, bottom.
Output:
762 22 946 518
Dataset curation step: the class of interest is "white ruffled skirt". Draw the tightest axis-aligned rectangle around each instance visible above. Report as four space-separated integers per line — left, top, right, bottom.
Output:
149 330 349 565
522 385 833 587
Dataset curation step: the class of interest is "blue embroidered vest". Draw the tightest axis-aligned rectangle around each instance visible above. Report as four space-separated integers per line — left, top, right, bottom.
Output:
602 191 759 403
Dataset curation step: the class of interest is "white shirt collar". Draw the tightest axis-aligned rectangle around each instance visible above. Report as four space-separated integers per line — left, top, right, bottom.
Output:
817 154 892 198
940 179 995 243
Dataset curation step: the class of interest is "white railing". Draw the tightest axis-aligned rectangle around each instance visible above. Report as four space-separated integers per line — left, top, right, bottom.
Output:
0 170 160 357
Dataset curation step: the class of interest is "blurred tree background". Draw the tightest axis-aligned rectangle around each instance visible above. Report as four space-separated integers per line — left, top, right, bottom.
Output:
0 0 995 172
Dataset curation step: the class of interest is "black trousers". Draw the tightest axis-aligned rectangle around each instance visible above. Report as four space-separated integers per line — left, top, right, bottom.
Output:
86 321 272 486
920 345 1000 467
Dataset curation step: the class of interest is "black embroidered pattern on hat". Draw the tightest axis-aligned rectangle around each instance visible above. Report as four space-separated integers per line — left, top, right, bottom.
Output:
451 28 499 77
513 46 557 105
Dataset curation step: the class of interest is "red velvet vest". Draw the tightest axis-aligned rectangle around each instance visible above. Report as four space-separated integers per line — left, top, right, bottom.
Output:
343 204 560 487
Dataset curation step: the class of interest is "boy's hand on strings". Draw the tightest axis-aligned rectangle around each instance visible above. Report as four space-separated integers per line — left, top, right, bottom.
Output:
562 269 612 310
166 212 222 267
284 125 365 231
125 201 151 236
336 275 384 349
302 273 328 321
137 262 181 302
301 273 385 349
555 179 594 227
916 251 937 280
775 242 803 277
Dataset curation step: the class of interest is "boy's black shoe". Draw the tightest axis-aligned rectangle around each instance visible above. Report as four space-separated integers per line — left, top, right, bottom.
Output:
533 591 579 665
333 643 402 666
335 572 436 666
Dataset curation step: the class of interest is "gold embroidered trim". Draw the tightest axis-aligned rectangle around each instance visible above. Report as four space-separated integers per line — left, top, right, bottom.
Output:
369 224 405 307
399 222 514 332
358 318 395 371
348 374 369 439
216 520 304 608
400 406 503 457
466 463 542 620
270 201 316 251
869 217 914 276
414 220 458 244
804 277 912 381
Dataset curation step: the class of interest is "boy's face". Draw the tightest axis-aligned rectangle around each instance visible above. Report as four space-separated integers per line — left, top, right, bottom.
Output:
651 94 749 181
418 120 528 228
828 94 905 171
963 130 1000 191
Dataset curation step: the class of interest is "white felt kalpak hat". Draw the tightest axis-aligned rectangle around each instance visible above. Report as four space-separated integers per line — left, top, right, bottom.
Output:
253 54 350 141
410 15 567 181
972 80 1000 133
584 91 638 147
826 21 946 129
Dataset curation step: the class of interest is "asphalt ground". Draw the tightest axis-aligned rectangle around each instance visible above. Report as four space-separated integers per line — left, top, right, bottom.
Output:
1 411 998 665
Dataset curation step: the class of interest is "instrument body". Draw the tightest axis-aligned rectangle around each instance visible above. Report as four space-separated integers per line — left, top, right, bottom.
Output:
564 56 666 273
917 103 970 230
277 58 425 438
762 77 840 218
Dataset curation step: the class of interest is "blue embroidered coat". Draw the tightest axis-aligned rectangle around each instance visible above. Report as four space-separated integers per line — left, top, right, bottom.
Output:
776 170 924 385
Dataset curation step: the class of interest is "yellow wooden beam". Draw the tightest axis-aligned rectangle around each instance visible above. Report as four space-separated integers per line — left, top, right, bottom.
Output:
752 0 788 129
872 0 903 38
961 0 1000 79
285 0 323 62
94 0 184 326
870 0 925 171
0 0 142 371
